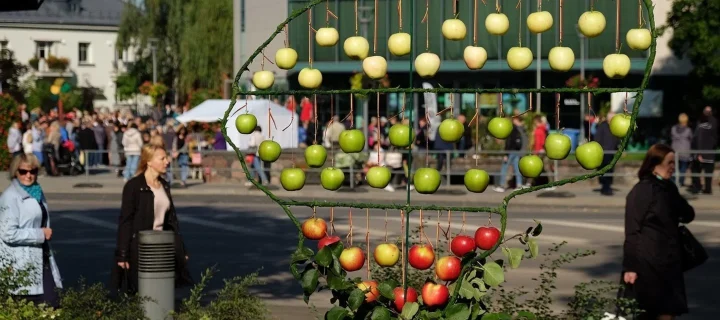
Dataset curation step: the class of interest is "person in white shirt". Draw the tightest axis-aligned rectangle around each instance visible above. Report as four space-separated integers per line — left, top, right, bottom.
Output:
6 121 22 157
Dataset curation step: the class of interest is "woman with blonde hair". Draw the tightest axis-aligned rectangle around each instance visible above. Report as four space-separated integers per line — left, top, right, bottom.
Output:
111 144 192 294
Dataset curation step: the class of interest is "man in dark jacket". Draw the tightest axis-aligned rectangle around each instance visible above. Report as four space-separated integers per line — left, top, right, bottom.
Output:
494 117 527 192
594 112 621 196
690 106 717 194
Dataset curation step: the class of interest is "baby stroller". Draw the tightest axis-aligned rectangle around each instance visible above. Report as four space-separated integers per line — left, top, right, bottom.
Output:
42 141 84 176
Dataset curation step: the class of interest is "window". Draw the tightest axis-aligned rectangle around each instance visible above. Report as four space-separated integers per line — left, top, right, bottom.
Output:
79 42 90 64
0 41 8 59
35 41 54 58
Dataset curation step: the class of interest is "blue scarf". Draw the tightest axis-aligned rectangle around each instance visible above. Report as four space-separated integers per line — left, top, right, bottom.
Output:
19 181 44 202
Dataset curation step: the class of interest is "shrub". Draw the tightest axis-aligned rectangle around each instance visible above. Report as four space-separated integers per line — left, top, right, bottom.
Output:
57 279 146 320
0 94 19 170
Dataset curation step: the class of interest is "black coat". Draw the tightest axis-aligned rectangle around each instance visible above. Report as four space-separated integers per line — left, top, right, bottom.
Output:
623 177 695 316
110 174 193 294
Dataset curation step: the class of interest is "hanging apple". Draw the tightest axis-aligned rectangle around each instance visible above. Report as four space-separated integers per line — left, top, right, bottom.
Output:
442 18 467 41
302 217 327 240
421 282 449 307
487 117 513 139
275 47 298 70
318 235 341 249
343 36 370 60
393 287 418 312
358 281 380 302
315 27 339 47
507 47 533 71
366 166 392 188
527 11 553 34
544 132 572 160
575 141 604 170
464 46 488 70
339 129 365 153
485 13 510 35
415 52 441 78
388 32 412 56
626 28 652 51
519 155 544 178
548 47 575 72
252 70 275 90
610 113 632 138
388 123 414 147
235 114 257 134
258 140 282 162
304 144 327 168
438 118 465 143
578 10 606 38
363 56 388 79
339 247 365 272
603 53 631 79
413 168 441 194
298 68 323 89
474 226 500 250
408 244 435 270
464 169 490 193
435 256 462 281
320 167 345 191
280 168 306 191
374 243 400 267
450 235 476 257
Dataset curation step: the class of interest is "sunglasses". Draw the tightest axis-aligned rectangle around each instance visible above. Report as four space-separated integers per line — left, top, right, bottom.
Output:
18 168 39 176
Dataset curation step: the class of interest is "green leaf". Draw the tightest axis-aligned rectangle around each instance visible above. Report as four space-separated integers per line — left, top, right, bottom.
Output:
315 246 333 267
481 313 511 320
482 262 505 287
325 306 350 320
467 269 477 280
370 306 392 320
444 304 471 320
348 288 366 311
461 251 478 265
471 303 486 319
290 264 301 280
377 282 396 300
470 279 487 300
327 272 351 291
301 268 319 294
331 255 343 276
527 239 539 259
329 241 345 258
401 302 419 320
292 246 315 264
531 221 543 237
502 247 524 269
516 311 537 320
457 277 475 300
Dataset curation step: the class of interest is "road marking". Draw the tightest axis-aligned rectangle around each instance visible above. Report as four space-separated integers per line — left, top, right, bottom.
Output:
691 220 720 228
516 219 624 233
180 216 273 236
59 214 117 230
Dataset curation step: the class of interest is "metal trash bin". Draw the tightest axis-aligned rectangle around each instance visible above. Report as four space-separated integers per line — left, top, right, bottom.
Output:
138 231 175 320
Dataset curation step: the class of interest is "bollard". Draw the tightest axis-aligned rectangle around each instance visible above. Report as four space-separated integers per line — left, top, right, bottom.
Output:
138 231 175 320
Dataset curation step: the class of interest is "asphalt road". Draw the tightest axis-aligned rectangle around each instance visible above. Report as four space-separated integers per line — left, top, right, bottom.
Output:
45 195 720 319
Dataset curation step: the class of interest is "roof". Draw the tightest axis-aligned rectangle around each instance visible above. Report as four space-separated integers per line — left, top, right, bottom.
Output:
0 0 124 27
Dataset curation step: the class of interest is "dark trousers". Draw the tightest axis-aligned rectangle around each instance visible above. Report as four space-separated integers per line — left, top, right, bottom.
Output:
677 160 690 186
599 154 614 193
435 152 447 172
13 262 59 308
691 161 714 193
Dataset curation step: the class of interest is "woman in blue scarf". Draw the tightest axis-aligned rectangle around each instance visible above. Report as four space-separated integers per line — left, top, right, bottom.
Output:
0 154 62 307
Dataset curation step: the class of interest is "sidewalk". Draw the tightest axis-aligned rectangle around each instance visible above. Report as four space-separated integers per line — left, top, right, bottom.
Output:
4 172 720 210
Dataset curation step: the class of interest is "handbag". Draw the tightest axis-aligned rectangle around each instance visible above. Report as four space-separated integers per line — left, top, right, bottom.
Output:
678 224 708 271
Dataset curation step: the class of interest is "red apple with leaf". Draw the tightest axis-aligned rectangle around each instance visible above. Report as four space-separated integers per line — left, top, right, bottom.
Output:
474 226 501 250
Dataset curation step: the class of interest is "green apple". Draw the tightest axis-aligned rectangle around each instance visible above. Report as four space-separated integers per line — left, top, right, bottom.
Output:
610 113 632 138
258 140 282 162
366 166 392 188
603 53 631 79
388 124 414 148
280 168 306 191
487 117 513 139
544 133 571 160
507 47 533 71
275 48 298 70
388 32 411 56
442 18 467 40
413 168 441 194
626 28 652 51
304 145 327 168
578 10 606 38
464 169 490 193
235 114 257 134
339 129 365 153
519 155 543 178
343 36 370 60
575 141 604 170
252 70 275 90
320 167 345 191
438 119 465 143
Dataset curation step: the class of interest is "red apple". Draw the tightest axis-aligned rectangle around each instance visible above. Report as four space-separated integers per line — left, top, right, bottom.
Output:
339 247 365 272
358 280 380 302
421 282 449 307
302 218 327 240
435 256 462 281
317 235 341 249
474 226 501 250
408 244 435 270
449 235 476 257
393 287 418 311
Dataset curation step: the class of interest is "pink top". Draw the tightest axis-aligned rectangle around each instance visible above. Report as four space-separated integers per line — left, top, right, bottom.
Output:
151 185 170 231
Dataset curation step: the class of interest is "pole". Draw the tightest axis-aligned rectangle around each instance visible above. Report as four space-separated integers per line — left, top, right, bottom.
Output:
138 231 175 320
536 33 541 113
233 0 242 81
360 6 372 150
152 46 157 84
579 31 586 143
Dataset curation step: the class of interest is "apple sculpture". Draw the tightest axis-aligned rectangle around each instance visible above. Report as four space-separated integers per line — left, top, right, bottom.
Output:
442 18 467 40
339 129 365 153
358 281 380 302
343 36 370 60
435 256 462 281
485 13 510 35
413 168 441 194
393 287 418 312
575 141 604 170
578 10 606 38
408 244 435 270
304 144 327 168
527 11 553 34
548 47 575 72
421 282 449 307
415 52 441 78
280 168 306 191
388 123 414 147
339 247 365 272
603 53 631 79
464 169 490 193
487 117 513 139
366 166 392 188
363 55 388 80
388 32 412 56
438 118 465 143
464 46 488 70
626 28 652 51
519 155 544 178
252 70 275 90
544 132 572 160
374 243 400 267
315 27 339 47
450 235 476 257
302 217 327 240
275 47 298 70
298 68 323 89
317 235 341 249
475 226 500 250
258 140 282 162
507 47 533 71
320 167 345 191
235 114 257 134
610 113 632 138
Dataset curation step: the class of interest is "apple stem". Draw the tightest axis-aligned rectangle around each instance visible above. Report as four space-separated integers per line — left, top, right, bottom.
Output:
435 210 440 280
423 0 430 51
624 92 629 114
517 0 523 47
366 208 370 280
397 0 403 32
587 92 593 142
313 95 318 145
400 209 406 288
384 209 388 243
637 0 643 28
282 97 295 132
461 211 466 234
308 9 314 68
373 0 378 54
537 0 541 11
558 0 563 46
377 93 381 164
473 0 478 46
447 210 452 238
555 93 561 130
348 209 353 246
330 207 335 235
615 0 621 52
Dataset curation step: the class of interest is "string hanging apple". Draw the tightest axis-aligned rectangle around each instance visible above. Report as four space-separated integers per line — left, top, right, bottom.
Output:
235 114 257 134
415 52 441 78
280 167 306 191
320 167 345 191
304 145 327 168
388 32 412 56
464 169 490 193
413 168 441 194
302 217 327 240
442 18 467 41
315 27 339 47
487 117 513 139
374 243 400 267
527 11 553 34
464 46 488 70
388 123 414 148
363 56 388 79
485 12 510 35
258 140 282 162
507 47 533 71
298 68 323 89
519 155 544 178
576 141 604 170
252 70 275 90
603 53 631 79
275 47 298 70
438 118 465 143
578 10 606 38
339 247 365 272
548 46 575 72
343 36 370 60
626 28 652 51
544 132 572 160
339 129 365 153
610 113 632 138
366 166 392 188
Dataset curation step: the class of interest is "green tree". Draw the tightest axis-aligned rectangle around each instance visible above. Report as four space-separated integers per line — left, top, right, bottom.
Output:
0 49 29 103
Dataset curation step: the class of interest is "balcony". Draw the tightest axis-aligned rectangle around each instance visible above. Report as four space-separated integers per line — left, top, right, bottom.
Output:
28 56 73 78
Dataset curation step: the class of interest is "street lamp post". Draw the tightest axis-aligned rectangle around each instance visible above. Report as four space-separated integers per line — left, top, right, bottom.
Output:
359 6 373 150
576 25 586 143
149 38 158 84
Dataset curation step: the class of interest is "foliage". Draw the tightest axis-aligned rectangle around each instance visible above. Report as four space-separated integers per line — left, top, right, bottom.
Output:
115 73 139 102
28 56 39 70
57 279 147 320
60 90 84 111
23 79 55 113
138 81 169 106
0 94 19 170
189 88 222 108
349 72 391 100
564 74 600 89
46 56 70 71
0 49 29 102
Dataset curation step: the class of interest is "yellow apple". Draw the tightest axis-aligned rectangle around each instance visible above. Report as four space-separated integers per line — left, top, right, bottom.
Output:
506 47 533 71
316 27 339 47
578 11 606 38
603 53 631 79
415 52 441 78
343 36 370 60
485 13 510 36
363 56 388 79
298 68 323 89
626 28 652 51
252 70 275 90
275 48 298 70
527 11 553 34
388 32 412 56
464 46 488 70
548 47 575 72
442 19 467 41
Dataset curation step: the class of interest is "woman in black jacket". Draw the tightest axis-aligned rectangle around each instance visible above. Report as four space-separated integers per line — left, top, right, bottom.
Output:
111 144 192 294
623 144 695 320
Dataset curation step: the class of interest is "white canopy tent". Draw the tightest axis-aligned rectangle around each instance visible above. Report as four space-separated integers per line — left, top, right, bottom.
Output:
176 99 299 150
